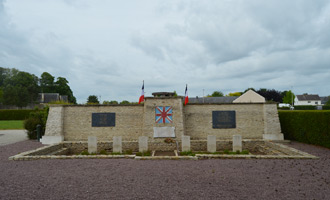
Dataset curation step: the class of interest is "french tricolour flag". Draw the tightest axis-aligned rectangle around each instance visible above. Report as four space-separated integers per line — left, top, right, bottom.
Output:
184 84 188 106
138 81 144 104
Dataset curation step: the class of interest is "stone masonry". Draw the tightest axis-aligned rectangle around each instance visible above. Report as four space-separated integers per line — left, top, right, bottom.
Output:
42 93 283 144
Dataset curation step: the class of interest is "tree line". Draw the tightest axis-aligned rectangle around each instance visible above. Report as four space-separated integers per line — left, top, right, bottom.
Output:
0 67 76 107
208 88 295 104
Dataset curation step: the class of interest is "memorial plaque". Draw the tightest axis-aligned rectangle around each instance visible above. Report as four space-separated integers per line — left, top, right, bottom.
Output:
92 113 115 127
212 111 236 129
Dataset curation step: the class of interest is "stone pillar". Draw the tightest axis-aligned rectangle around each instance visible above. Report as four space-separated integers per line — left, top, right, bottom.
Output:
40 106 64 145
182 135 190 152
139 136 148 152
88 136 97 154
232 135 242 152
207 135 216 153
113 136 122 153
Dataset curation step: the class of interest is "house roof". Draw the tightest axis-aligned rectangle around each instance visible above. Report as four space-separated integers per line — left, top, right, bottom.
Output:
296 94 321 101
189 96 238 104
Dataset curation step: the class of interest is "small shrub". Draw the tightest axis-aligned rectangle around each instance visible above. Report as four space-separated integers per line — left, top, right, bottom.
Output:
223 149 230 154
241 150 249 154
111 152 122 155
80 150 89 155
124 149 133 154
136 151 151 156
24 107 49 139
99 150 108 155
180 151 195 156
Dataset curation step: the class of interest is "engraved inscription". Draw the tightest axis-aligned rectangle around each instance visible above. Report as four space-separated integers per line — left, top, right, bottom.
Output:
212 111 236 129
92 113 115 127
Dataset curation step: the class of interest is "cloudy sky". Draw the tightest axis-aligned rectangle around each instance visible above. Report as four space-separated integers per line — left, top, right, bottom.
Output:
1 0 330 103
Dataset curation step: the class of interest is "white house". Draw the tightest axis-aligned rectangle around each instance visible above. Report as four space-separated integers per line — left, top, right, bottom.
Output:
294 94 322 106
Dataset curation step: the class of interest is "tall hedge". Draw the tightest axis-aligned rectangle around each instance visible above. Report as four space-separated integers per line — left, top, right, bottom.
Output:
278 111 330 149
0 110 33 120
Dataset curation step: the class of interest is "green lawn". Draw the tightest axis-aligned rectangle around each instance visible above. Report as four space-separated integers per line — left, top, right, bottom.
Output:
0 120 24 130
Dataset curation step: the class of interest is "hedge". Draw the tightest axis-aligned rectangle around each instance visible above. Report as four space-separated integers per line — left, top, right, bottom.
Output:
293 105 316 110
323 106 330 110
0 110 34 120
278 111 330 149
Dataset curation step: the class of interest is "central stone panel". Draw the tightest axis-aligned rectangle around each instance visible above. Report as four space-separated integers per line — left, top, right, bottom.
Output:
153 127 176 138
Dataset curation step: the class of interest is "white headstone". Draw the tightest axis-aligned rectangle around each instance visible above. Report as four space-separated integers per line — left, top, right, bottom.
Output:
153 127 175 138
88 136 97 154
139 136 148 152
207 135 216 153
232 135 242 152
113 136 122 153
181 135 190 152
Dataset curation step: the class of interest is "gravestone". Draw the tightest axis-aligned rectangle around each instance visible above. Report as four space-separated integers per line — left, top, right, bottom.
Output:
212 111 236 128
182 135 190 152
113 136 122 153
232 135 242 152
207 135 216 153
92 113 115 127
139 136 148 152
88 136 97 154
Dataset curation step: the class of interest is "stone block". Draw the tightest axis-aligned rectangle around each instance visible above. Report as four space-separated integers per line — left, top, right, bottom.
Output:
113 136 122 153
182 135 190 152
232 135 242 152
153 127 175 138
207 135 216 153
139 136 148 152
88 136 97 154
40 136 64 145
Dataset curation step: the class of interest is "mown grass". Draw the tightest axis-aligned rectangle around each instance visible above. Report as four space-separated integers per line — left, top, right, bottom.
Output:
0 120 24 130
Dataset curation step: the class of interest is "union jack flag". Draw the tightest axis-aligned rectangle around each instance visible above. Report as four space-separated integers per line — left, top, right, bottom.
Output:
155 106 173 123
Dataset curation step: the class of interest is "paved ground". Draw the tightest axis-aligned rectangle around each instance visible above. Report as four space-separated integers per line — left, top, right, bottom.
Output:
0 130 27 146
0 140 329 199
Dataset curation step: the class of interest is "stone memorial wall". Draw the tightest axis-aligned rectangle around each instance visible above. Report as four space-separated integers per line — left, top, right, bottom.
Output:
42 93 283 144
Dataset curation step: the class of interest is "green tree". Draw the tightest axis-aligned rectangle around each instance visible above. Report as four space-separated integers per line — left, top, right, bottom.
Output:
55 77 76 104
40 72 55 93
87 95 99 104
120 100 130 104
208 91 224 97
103 100 118 105
282 90 295 105
3 71 40 107
227 92 242 96
325 97 330 106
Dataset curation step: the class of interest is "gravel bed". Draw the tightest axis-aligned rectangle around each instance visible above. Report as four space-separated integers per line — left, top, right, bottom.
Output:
0 140 330 200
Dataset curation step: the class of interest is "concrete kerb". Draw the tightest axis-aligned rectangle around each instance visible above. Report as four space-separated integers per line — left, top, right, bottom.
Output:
8 140 319 161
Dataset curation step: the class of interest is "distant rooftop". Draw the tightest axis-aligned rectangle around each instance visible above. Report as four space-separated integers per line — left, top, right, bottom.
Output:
296 94 321 101
189 96 238 104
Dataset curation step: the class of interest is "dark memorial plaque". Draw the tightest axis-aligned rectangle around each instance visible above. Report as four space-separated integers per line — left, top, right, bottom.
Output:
92 113 115 127
212 111 236 129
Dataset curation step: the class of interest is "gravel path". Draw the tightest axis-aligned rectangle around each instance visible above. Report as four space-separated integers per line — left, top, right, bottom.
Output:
0 141 330 200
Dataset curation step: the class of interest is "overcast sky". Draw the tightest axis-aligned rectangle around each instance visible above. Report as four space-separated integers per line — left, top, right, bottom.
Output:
1 0 330 103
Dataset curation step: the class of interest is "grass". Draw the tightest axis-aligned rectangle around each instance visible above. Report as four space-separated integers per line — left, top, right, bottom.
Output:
0 120 24 130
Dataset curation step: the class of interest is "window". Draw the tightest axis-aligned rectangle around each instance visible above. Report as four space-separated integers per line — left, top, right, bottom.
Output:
315 102 318 104
308 101 311 103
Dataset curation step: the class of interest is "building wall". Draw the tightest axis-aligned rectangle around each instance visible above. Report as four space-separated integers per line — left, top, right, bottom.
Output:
44 102 282 143
184 104 265 139
63 105 143 141
294 99 322 105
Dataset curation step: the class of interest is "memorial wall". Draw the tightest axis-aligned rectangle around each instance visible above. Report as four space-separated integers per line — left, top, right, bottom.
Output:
41 93 283 144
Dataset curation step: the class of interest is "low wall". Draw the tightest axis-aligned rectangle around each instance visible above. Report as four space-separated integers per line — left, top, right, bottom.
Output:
43 102 283 144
